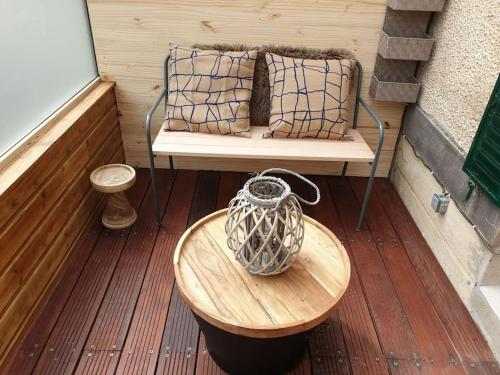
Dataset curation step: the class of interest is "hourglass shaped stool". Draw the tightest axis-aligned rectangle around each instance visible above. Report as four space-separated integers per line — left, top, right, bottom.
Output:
90 164 137 229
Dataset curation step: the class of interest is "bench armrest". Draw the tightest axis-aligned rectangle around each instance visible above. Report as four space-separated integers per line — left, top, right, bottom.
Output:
146 55 170 144
144 88 168 225
145 89 167 137
358 97 384 161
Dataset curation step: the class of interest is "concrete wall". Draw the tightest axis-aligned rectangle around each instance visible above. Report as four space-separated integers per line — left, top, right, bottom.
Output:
417 0 500 153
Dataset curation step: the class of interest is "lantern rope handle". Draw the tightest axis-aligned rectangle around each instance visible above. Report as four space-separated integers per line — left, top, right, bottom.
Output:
259 168 320 206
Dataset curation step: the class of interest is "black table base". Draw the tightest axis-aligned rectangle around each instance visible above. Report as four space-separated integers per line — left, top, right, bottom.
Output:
194 314 308 374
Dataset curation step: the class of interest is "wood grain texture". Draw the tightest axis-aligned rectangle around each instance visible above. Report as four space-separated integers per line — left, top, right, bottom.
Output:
74 350 120 375
374 179 499 372
145 152 394 177
195 334 228 375
308 176 389 375
190 171 245 375
6 172 498 374
350 177 466 374
157 171 221 375
32 171 149 375
1 151 124 357
5 211 103 375
174 210 351 338
4 170 144 375
329 178 423 366
0 82 123 372
81 172 172 350
112 233 180 375
0 82 115 229
111 171 197 374
290 176 370 375
0 104 118 275
156 288 200 375
0 132 122 322
153 127 375 162
86 0 405 177
308 314 351 375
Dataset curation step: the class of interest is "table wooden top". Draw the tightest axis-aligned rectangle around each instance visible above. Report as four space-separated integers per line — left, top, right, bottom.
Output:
174 209 351 338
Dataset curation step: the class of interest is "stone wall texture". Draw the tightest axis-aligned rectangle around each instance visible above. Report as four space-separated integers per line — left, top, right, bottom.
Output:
417 0 500 154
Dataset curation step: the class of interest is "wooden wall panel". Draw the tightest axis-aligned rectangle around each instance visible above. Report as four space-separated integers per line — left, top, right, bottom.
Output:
0 82 124 370
87 0 405 177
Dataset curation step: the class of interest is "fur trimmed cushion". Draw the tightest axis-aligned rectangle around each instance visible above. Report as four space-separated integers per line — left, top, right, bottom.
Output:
192 44 356 126
163 46 258 136
264 53 355 139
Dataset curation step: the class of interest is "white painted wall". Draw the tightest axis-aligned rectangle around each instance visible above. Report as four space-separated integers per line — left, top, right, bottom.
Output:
0 0 98 157
417 0 500 154
391 0 500 359
391 138 493 307
392 138 500 360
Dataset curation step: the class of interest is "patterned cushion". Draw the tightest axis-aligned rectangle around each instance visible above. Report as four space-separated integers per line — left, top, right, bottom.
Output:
163 46 257 136
264 53 355 140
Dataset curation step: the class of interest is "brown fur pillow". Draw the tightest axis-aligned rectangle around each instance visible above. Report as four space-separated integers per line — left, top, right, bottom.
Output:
192 44 356 126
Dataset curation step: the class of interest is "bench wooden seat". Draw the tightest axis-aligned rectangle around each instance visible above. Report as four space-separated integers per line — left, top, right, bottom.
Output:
153 127 375 162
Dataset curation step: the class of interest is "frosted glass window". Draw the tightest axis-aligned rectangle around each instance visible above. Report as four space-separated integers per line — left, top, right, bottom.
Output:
0 0 98 156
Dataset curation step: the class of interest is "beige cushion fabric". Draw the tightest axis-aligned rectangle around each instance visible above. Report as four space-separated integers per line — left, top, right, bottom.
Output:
163 46 257 136
264 53 355 140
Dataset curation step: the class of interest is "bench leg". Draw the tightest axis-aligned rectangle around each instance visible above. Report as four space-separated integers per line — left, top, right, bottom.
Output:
146 137 162 225
355 96 384 231
169 155 175 178
356 160 377 231
341 162 348 177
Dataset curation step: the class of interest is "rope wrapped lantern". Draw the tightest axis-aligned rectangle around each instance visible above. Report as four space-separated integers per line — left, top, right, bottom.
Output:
225 169 320 276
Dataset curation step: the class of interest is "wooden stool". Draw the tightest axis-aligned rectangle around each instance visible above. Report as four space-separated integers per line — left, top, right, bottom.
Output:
90 164 137 229
174 209 351 374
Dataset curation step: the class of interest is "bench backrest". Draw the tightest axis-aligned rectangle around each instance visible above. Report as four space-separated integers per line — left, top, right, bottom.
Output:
163 44 363 129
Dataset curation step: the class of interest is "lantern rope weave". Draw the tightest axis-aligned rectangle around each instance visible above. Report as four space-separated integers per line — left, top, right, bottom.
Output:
225 169 320 276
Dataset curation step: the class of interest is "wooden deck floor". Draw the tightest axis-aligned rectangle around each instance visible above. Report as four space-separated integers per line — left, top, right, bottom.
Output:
7 170 499 375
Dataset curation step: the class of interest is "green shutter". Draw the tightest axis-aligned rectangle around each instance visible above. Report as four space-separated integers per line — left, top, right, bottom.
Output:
463 75 500 207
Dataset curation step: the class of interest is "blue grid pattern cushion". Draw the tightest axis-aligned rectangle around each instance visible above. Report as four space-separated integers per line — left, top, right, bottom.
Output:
264 53 355 140
163 46 258 136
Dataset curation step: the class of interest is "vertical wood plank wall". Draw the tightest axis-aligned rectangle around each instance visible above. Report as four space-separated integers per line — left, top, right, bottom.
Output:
0 82 123 370
86 0 405 177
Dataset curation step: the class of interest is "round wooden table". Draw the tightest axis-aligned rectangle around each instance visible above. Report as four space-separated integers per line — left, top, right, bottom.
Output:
174 210 350 374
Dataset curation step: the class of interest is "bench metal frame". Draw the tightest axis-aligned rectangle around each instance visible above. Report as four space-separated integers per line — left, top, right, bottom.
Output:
145 55 384 230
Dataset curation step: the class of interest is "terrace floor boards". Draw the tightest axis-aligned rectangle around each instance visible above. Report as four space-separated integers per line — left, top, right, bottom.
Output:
7 170 499 375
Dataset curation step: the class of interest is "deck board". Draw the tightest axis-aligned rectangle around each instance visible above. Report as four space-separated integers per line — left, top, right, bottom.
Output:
80 172 172 353
116 171 197 375
373 180 500 374
330 178 423 367
309 177 388 375
30 171 150 375
7 170 498 375
350 178 466 374
286 175 352 375
6 217 103 375
157 171 220 375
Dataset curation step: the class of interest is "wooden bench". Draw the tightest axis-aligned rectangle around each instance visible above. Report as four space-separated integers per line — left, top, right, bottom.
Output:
145 55 384 230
